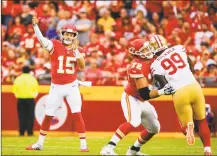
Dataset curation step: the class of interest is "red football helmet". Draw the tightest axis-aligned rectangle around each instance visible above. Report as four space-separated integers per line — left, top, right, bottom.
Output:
60 23 78 45
128 39 154 59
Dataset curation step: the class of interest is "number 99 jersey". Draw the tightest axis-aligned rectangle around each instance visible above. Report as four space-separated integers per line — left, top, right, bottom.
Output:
150 45 196 90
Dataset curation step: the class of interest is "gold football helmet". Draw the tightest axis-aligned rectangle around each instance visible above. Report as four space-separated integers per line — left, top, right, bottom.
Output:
149 34 168 53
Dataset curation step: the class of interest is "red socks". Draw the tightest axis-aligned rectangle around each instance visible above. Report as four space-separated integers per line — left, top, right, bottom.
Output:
138 129 155 144
40 115 53 136
115 122 134 139
72 113 86 139
196 119 211 147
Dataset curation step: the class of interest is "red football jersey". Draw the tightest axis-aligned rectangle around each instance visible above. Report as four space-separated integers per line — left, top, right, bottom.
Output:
50 39 84 84
20 33 40 50
124 58 151 100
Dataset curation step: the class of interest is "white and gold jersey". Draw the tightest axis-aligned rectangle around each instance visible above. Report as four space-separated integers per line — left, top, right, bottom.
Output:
150 45 196 90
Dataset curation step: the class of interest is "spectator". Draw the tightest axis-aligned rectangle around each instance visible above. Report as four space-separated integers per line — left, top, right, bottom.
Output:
151 12 160 28
134 1 147 18
120 17 134 40
195 24 213 50
8 16 26 38
178 22 194 47
1 1 217 87
203 59 217 86
132 10 145 26
2 1 13 27
116 8 129 27
122 0 135 16
2 24 7 41
38 63 51 84
20 24 41 56
12 66 39 136
56 10 68 35
211 52 217 63
20 5 33 26
97 8 115 32
85 33 104 56
162 1 177 18
83 59 103 85
146 0 163 22
110 1 123 19
75 8 92 46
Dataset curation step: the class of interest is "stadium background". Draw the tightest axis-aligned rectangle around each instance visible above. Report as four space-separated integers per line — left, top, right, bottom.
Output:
1 0 217 155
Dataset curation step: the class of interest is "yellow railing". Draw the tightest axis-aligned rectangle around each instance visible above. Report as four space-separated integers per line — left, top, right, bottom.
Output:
2 85 217 101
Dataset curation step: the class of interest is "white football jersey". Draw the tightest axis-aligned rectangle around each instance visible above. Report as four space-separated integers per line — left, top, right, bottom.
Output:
150 45 196 90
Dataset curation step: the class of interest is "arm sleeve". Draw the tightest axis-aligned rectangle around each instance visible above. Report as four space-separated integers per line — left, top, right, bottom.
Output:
154 74 168 88
33 24 53 52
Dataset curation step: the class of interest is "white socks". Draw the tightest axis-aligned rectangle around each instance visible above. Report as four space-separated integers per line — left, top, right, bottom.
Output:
110 134 121 145
204 146 212 152
37 134 46 145
80 139 87 147
134 140 143 148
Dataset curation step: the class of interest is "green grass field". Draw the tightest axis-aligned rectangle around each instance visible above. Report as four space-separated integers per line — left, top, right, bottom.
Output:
2 135 217 155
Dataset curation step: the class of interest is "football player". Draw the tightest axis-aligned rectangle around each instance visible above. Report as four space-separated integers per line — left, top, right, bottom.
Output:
149 34 212 156
26 13 88 152
100 39 175 155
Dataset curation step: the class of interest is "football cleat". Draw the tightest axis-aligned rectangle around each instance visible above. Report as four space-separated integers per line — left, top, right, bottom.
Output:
204 147 212 156
80 144 89 152
204 151 212 156
100 145 117 155
186 122 195 146
126 148 148 155
26 143 43 150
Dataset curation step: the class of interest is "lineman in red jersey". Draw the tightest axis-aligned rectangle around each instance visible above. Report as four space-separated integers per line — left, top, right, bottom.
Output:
100 39 175 155
26 13 88 152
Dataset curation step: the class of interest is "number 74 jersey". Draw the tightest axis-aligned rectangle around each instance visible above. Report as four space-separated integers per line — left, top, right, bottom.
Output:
150 45 196 90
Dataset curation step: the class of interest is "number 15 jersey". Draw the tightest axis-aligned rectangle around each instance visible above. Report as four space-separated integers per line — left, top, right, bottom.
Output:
50 39 84 84
150 45 196 90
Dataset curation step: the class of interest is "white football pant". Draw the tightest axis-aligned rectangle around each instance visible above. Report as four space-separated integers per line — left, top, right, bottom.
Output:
45 80 82 116
121 92 160 133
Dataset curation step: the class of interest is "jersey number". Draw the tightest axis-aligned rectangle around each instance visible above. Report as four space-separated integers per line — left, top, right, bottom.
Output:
57 56 75 74
131 62 142 70
161 53 186 75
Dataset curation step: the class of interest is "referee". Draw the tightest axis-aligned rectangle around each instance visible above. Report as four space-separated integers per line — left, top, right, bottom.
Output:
13 66 39 136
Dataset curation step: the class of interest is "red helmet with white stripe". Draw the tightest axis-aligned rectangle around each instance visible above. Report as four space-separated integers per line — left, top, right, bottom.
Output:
149 34 168 54
128 39 154 59
60 23 78 45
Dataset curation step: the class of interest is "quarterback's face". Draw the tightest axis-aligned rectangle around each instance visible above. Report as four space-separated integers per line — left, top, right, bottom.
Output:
63 32 76 42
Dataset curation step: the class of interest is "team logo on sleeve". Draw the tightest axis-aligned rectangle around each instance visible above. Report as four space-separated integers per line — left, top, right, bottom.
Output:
35 95 68 130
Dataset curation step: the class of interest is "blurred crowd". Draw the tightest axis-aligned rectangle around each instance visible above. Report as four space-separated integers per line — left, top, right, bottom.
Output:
2 0 217 86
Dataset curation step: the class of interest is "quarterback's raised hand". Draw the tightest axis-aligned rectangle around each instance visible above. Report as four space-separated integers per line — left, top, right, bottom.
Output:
32 13 39 26
158 84 175 95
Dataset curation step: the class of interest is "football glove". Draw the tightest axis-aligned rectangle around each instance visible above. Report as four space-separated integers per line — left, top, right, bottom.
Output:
158 84 175 95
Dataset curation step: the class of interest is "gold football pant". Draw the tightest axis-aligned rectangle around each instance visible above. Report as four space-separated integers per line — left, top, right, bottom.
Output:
172 82 206 127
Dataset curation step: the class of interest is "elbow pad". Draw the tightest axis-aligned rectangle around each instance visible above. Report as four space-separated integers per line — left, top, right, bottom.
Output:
44 40 53 52
138 87 150 100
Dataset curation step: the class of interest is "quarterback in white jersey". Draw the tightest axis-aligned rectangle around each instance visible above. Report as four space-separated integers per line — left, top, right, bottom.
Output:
149 34 212 156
